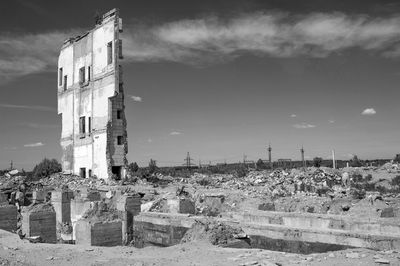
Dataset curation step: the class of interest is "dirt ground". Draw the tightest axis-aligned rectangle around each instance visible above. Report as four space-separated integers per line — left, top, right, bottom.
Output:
1 229 399 266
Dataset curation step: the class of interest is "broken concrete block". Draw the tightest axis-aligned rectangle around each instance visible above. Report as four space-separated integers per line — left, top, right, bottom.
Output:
79 188 101 201
21 203 56 243
32 190 46 204
165 198 195 214
381 207 395 218
116 193 141 243
51 189 74 226
258 202 275 211
70 196 100 240
75 219 122 246
0 192 8 204
0 204 17 232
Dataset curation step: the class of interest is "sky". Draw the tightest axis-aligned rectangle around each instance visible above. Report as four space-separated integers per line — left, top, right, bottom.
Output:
1 0 400 169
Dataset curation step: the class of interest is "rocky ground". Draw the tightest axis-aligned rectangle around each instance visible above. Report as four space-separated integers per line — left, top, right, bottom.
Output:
1 163 400 265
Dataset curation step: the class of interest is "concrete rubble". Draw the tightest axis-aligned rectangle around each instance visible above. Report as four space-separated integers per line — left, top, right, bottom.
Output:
1 160 400 265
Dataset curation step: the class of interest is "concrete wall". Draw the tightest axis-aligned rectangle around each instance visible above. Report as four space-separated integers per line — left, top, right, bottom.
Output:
57 8 127 179
116 194 141 243
21 206 57 243
0 205 17 232
75 220 122 246
133 213 197 247
51 189 74 226
70 195 100 240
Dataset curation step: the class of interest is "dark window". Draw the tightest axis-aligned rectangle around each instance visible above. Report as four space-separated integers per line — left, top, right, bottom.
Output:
88 66 91 81
88 169 92 177
117 136 123 145
107 41 113 65
63 75 67 91
80 168 86 178
111 166 122 180
79 67 85 84
59 68 63 86
88 117 91 133
79 116 85 134
118 39 123 59
117 110 122 119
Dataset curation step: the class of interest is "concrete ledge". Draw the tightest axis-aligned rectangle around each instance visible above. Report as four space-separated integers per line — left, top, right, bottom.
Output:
228 210 400 237
237 222 400 251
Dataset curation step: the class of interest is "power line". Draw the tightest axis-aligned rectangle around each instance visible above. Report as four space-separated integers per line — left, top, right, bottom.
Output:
184 152 195 169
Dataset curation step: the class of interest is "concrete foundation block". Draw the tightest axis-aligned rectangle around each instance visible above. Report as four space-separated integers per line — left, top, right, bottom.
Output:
165 198 195 214
0 204 18 232
0 192 8 203
21 204 56 243
70 198 99 240
75 219 122 246
116 194 141 243
32 190 46 204
79 188 101 201
51 189 74 226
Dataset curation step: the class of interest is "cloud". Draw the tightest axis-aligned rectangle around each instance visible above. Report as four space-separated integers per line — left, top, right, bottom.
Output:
293 123 316 129
170 131 182 135
329 120 335 123
24 142 44 147
0 103 55 112
361 108 376 115
123 12 400 65
0 29 80 83
3 11 400 81
129 95 143 102
290 114 297 118
147 138 153 143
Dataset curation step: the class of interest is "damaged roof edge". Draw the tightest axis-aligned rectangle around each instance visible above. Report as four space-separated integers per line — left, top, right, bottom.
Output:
61 8 119 48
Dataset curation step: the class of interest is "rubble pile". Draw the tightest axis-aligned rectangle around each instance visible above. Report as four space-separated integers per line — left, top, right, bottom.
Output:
181 219 245 246
0 171 25 191
195 168 345 198
38 173 107 190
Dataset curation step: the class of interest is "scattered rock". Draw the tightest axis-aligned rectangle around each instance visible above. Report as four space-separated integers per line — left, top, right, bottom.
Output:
375 258 390 264
346 252 360 259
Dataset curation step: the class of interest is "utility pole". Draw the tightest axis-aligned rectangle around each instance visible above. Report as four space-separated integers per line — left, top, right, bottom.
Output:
332 150 336 169
268 143 272 169
184 152 194 169
301 146 305 168
10 160 13 170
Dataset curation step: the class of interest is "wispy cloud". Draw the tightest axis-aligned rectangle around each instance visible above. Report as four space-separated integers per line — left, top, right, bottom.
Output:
129 95 143 102
0 29 80 83
361 108 376 115
123 12 400 64
24 142 44 147
290 114 297 118
293 123 316 129
3 11 400 81
147 138 153 143
329 120 335 123
170 131 182 135
0 103 55 112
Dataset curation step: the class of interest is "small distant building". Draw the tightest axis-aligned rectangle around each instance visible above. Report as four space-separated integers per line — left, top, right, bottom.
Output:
276 159 292 168
57 9 127 179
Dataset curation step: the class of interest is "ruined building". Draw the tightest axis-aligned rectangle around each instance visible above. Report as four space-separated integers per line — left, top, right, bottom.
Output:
57 9 127 179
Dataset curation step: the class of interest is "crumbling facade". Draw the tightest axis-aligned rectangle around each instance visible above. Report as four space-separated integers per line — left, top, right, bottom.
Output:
58 9 127 180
